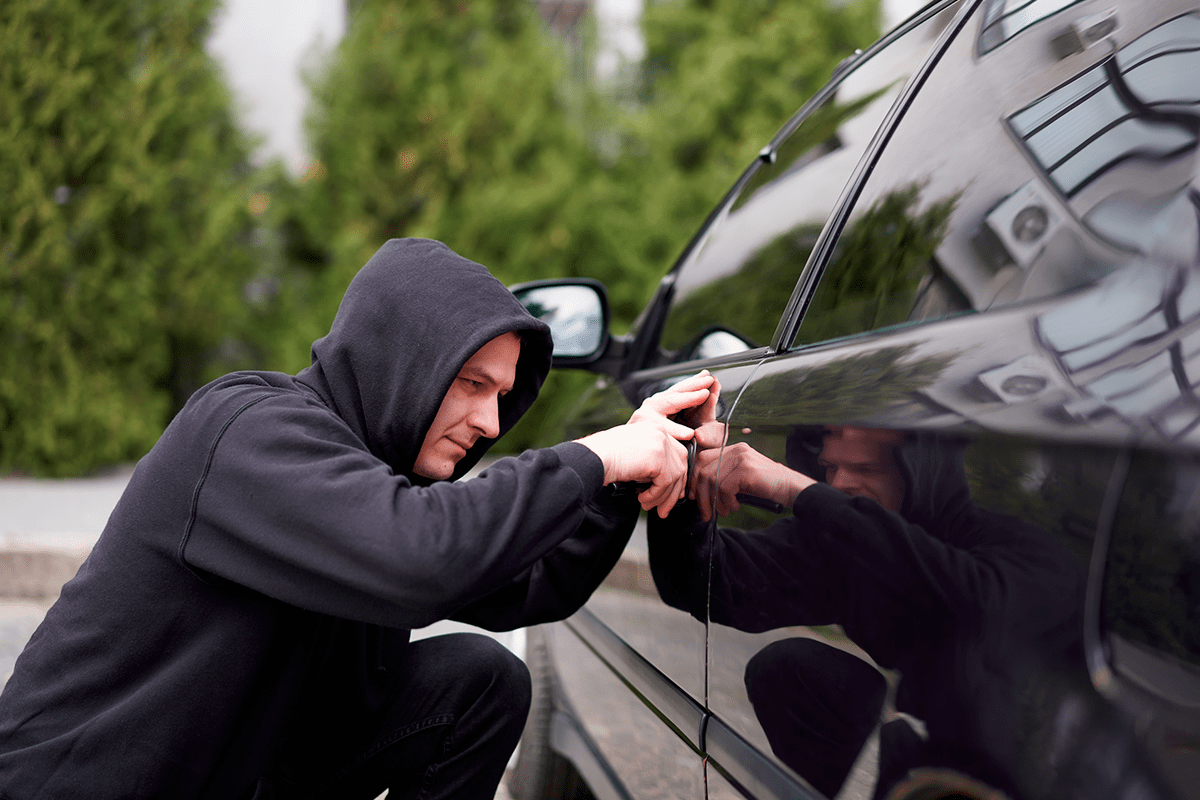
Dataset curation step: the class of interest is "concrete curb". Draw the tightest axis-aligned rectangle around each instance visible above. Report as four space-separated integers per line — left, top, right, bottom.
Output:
0 550 90 601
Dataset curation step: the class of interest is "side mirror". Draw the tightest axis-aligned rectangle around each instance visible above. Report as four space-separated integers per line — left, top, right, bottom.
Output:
511 278 610 365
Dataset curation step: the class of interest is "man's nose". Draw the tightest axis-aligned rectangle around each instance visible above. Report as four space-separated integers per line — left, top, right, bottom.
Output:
828 470 860 494
469 399 501 439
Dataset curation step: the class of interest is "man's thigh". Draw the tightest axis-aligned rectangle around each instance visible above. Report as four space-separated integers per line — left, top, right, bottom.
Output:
274 632 530 800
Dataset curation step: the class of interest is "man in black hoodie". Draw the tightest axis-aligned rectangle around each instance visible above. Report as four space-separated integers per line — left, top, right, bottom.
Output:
0 239 710 799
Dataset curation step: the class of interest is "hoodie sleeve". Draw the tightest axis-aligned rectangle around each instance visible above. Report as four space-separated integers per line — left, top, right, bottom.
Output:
179 394 612 629
450 488 640 630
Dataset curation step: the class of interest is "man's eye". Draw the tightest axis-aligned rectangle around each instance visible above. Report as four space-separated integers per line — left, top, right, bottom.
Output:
460 378 483 389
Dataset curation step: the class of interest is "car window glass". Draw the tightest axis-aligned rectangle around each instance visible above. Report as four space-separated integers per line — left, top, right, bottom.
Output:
654 4 957 362
1103 450 1200 705
793 3 1200 350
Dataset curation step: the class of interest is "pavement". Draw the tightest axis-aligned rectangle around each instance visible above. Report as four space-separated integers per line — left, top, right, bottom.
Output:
0 458 516 799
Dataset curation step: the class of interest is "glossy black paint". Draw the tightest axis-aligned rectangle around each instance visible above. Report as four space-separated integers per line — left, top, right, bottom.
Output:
513 0 1200 798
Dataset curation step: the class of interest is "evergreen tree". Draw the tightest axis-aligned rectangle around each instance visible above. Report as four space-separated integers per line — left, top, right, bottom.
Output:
0 0 267 476
279 0 606 360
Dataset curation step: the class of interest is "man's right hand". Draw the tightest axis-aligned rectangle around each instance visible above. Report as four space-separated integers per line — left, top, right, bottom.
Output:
575 371 717 518
575 422 690 518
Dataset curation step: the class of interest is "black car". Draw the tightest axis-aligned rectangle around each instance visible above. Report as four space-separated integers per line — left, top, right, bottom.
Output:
508 1 1200 799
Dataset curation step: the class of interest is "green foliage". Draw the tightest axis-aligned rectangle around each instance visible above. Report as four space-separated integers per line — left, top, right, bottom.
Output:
0 0 267 476
283 0 880 452
798 183 959 344
275 0 610 370
2 0 883 473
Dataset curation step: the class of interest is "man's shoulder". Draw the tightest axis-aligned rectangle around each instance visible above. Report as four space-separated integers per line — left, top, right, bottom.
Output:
168 371 338 444
188 371 317 412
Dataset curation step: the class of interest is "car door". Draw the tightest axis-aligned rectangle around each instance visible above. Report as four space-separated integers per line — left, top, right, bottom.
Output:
703 1 1200 799
544 4 968 798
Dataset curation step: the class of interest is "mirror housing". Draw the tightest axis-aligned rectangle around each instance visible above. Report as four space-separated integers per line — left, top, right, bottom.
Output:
510 278 612 367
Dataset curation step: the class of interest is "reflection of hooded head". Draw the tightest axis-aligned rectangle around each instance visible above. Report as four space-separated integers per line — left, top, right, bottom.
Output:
893 432 973 534
297 239 553 480
786 426 974 534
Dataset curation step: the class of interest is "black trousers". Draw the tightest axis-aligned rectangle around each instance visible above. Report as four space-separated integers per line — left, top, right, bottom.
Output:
744 637 887 798
271 632 531 800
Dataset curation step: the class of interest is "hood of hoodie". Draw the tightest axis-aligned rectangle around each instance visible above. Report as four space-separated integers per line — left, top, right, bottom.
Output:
296 238 553 481
893 432 974 536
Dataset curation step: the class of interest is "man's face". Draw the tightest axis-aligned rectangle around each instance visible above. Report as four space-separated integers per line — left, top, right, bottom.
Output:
412 332 521 480
818 426 905 512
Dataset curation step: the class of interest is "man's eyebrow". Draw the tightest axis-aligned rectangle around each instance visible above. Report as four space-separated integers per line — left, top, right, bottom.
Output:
461 364 515 392
819 457 887 468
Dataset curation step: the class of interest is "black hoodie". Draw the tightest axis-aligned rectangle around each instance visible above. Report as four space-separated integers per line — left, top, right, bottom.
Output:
0 239 635 799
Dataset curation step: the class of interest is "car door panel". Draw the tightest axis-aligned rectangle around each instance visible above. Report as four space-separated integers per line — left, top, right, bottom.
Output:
707 312 1128 798
550 356 765 798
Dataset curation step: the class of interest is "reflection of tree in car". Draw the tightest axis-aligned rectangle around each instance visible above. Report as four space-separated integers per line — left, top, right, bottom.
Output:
798 184 961 345
1103 452 1200 668
650 426 1086 798
662 221 826 354
733 344 954 425
658 91 891 356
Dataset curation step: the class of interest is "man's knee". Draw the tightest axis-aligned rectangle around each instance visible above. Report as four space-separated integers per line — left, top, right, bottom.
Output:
443 633 532 720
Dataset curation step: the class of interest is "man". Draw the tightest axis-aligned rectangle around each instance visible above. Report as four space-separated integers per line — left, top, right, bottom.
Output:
652 422 1085 798
0 239 712 799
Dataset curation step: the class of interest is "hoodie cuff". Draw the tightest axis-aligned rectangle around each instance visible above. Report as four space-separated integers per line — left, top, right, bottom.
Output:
792 481 847 519
551 441 606 496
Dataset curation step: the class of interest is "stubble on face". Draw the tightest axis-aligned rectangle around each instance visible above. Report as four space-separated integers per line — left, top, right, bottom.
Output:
412 332 522 480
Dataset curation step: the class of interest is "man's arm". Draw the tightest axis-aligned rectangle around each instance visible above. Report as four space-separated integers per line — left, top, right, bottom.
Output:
451 488 640 630
180 376 715 630
454 373 721 629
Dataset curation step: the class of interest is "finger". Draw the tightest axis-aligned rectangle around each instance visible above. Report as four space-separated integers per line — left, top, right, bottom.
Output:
657 443 690 516
640 471 682 517
663 370 712 392
697 377 721 424
631 417 694 441
657 469 687 517
637 441 685 508
643 386 713 416
694 421 724 451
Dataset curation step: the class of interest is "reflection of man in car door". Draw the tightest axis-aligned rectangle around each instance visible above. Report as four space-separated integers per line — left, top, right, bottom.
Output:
650 420 1086 798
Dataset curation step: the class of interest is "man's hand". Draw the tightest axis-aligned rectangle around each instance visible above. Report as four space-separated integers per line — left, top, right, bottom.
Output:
628 371 716 434
629 370 725 456
575 422 690 517
576 371 717 518
692 442 816 521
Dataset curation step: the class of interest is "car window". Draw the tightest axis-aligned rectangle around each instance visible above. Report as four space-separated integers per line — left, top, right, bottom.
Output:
792 2 1200 350
1103 449 1200 705
653 3 958 363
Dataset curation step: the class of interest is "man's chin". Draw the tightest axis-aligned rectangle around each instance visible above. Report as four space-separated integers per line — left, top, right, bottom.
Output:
413 458 458 481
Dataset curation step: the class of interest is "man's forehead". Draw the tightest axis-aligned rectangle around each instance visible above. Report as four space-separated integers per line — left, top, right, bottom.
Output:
461 332 521 386
822 428 901 462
